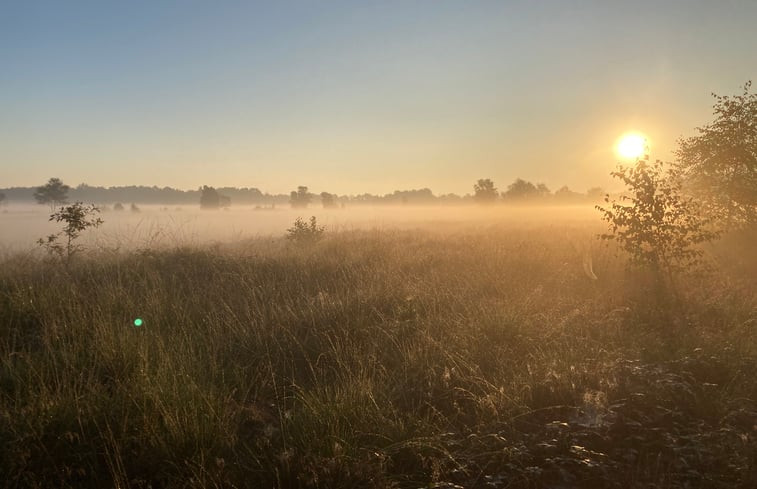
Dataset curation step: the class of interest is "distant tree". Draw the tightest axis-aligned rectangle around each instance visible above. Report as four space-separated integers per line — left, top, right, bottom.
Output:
586 187 606 202
385 188 435 204
473 179 498 204
0 192 5 206
34 178 69 210
320 192 337 208
502 178 537 200
130 203 140 213
535 183 551 198
113 202 124 211
200 185 221 209
37 202 103 263
675 81 756 228
439 193 463 204
290 186 312 208
554 186 582 203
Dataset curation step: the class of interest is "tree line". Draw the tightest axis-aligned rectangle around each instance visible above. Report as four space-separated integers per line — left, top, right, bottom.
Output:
4 82 753 216
472 178 605 204
3 179 607 210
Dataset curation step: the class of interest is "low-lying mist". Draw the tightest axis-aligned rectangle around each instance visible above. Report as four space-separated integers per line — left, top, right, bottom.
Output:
0 203 600 252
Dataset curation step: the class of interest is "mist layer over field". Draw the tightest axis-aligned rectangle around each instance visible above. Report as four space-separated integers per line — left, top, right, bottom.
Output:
0 204 599 252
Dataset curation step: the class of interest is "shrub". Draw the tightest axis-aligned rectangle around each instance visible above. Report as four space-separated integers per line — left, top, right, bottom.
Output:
596 157 718 282
37 202 104 262
286 216 325 244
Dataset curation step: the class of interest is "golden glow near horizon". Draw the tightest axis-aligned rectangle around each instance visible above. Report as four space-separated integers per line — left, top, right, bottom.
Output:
3 3 755 194
616 133 647 160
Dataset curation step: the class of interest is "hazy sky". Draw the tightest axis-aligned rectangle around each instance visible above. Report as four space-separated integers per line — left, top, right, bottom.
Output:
1 1 755 195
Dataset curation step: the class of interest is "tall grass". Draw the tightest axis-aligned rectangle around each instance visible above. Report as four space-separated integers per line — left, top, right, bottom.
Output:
1 226 755 488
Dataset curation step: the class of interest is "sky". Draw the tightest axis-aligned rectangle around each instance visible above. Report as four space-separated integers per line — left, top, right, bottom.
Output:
1 0 755 195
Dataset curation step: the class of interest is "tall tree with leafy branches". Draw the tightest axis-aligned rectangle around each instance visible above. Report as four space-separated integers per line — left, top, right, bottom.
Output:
675 81 756 228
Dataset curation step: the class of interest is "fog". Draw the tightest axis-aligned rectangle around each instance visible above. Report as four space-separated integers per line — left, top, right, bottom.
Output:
0 203 599 252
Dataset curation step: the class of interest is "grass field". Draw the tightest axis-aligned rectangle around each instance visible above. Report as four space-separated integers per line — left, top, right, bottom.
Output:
1 218 756 488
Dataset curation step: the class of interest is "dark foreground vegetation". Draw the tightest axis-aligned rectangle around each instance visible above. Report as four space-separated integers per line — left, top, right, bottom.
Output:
1 226 756 488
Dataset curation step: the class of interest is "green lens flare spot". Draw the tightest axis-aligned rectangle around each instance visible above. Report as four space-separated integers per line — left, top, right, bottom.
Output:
133 318 144 327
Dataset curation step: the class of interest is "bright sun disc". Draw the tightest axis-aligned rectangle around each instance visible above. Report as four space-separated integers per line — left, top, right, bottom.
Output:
616 133 646 159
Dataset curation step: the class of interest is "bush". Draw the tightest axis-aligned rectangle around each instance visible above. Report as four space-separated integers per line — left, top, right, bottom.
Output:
596 157 718 282
286 216 325 244
37 202 104 262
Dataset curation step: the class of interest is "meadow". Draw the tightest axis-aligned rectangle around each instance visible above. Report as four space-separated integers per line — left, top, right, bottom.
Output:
1 206 755 488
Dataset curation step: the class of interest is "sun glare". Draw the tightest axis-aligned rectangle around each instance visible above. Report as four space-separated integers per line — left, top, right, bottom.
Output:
616 133 647 160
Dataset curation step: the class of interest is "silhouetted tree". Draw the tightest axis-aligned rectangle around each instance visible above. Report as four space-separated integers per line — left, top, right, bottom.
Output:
290 186 312 208
439 193 463 203
586 187 605 202
34 178 69 210
535 183 551 198
554 186 582 203
503 178 537 200
675 81 756 228
200 185 221 209
385 188 435 204
473 179 498 204
320 192 337 208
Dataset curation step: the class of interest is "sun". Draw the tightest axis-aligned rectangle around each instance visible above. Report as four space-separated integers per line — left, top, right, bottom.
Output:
616 133 647 159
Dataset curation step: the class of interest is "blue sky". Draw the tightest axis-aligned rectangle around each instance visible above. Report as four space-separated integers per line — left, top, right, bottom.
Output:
1 1 755 194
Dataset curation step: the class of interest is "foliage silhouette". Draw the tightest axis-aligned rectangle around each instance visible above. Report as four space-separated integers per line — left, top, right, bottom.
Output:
290 186 312 209
33 177 70 210
320 192 338 208
37 202 103 262
596 157 719 283
586 187 606 202
554 186 582 203
503 178 551 201
286 216 325 244
675 81 756 228
200 185 220 208
199 185 232 209
473 179 498 204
